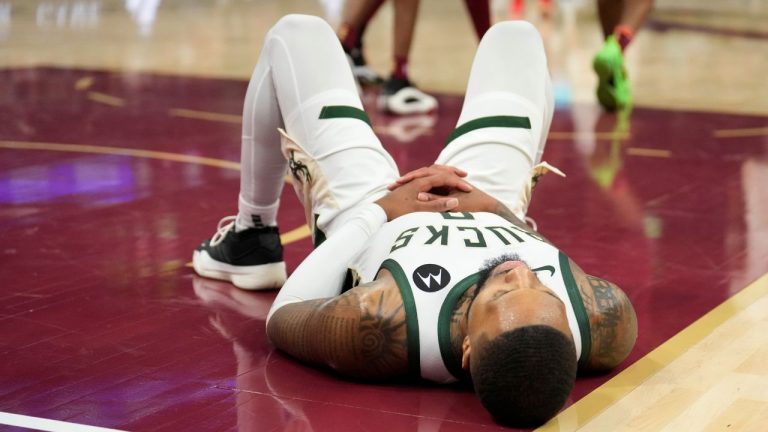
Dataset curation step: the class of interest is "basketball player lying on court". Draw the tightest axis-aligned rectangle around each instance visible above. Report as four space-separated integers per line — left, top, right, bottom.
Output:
192 15 638 427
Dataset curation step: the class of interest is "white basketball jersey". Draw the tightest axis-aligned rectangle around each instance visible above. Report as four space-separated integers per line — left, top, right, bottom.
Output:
350 212 591 383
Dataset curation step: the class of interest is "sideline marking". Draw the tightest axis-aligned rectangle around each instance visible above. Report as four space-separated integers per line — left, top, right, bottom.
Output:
0 411 125 432
1 140 310 246
713 126 768 138
548 131 630 141
626 147 671 158
168 108 242 124
87 91 125 107
0 140 240 170
75 76 94 91
538 271 768 431
279 224 312 245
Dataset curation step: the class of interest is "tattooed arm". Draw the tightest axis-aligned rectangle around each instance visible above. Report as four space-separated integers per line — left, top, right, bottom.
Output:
267 279 409 380
569 260 638 371
443 186 555 243
490 199 551 241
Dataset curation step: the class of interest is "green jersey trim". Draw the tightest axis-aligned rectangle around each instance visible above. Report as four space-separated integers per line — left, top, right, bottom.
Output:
445 115 531 146
559 251 592 368
318 105 372 126
437 272 480 381
379 259 421 378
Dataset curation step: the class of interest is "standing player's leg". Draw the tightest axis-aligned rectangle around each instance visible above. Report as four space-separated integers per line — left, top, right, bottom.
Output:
434 20 556 220
338 0 386 85
378 0 438 115
193 15 398 290
463 0 491 40
594 0 654 110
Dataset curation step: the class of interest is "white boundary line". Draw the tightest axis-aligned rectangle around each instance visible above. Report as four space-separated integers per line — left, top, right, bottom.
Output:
0 412 126 432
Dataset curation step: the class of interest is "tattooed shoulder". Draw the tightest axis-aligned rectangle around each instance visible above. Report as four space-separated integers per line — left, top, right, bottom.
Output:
572 262 638 371
354 285 409 377
266 282 409 380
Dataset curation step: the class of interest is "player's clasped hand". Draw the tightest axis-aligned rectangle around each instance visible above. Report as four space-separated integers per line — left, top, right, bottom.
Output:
375 169 472 220
387 164 472 193
390 164 502 214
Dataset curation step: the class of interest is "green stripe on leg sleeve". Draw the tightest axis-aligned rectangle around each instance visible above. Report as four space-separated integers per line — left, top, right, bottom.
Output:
318 105 371 126
445 115 531 146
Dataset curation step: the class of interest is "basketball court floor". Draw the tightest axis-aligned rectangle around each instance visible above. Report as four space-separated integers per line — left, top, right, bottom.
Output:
1 0 767 430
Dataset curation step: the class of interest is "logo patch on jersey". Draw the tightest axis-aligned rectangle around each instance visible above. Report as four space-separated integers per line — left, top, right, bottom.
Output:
412 264 451 292
531 265 556 277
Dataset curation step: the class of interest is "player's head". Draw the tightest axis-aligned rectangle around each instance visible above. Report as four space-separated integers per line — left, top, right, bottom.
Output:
462 254 577 427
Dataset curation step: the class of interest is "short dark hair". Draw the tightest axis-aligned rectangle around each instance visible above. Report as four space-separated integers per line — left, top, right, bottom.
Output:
471 325 577 428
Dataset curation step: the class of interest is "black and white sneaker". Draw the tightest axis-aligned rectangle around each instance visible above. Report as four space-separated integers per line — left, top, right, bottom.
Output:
192 216 287 290
346 46 384 86
378 77 438 115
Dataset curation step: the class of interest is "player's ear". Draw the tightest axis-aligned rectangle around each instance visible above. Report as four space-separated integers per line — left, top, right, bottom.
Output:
461 335 471 370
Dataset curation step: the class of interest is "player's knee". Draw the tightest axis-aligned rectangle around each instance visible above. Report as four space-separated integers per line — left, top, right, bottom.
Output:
271 14 333 40
484 20 543 49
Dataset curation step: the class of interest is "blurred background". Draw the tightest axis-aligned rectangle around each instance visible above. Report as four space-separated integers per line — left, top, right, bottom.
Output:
2 0 766 114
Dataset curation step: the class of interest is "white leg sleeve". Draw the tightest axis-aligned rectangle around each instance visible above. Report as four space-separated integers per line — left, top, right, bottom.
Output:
238 14 398 235
434 21 554 215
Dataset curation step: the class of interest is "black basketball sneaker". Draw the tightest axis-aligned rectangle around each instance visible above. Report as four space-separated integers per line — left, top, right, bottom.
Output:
346 45 384 86
193 216 287 290
378 77 438 115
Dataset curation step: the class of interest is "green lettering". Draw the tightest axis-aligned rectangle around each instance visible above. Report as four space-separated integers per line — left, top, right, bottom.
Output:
485 226 525 244
391 227 420 252
441 212 474 220
508 225 545 242
457 226 487 248
425 225 449 246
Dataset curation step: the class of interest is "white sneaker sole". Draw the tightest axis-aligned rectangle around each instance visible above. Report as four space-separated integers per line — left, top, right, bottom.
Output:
378 87 438 115
192 250 287 290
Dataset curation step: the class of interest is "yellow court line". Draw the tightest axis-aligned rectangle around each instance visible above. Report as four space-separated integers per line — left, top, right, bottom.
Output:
0 140 241 170
0 140 294 182
713 126 768 138
168 108 242 124
626 147 671 158
1 140 311 246
538 271 768 431
548 131 630 141
74 76 94 91
278 224 311 245
87 91 125 107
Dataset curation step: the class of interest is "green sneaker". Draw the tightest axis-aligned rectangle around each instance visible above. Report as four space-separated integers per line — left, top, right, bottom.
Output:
593 35 631 111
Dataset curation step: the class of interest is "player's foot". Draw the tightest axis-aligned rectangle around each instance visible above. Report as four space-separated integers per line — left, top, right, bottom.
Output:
346 46 384 86
193 216 286 290
593 35 631 111
378 77 438 115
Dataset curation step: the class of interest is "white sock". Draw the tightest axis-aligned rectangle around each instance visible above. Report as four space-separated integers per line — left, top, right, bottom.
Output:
236 196 279 231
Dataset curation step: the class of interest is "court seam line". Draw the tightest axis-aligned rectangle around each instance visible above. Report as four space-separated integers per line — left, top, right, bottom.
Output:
537 271 768 431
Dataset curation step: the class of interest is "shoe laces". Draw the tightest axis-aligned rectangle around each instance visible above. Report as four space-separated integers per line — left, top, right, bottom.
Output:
524 216 539 232
210 215 237 247
514 161 566 227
